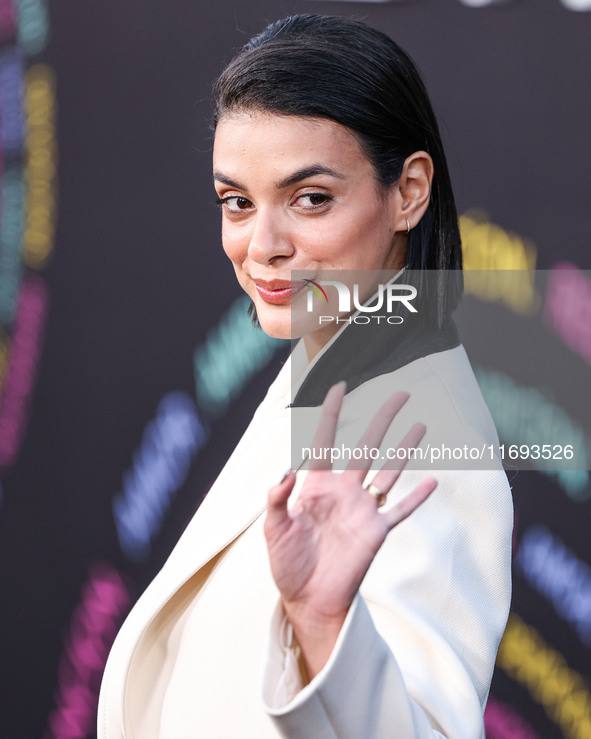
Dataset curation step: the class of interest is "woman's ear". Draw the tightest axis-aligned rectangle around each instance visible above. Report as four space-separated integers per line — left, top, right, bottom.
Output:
395 151 434 233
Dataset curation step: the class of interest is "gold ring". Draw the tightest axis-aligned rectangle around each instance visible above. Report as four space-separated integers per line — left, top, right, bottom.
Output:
365 483 388 508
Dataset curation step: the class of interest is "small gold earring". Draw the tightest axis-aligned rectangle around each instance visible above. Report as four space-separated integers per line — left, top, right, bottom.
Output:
405 218 411 235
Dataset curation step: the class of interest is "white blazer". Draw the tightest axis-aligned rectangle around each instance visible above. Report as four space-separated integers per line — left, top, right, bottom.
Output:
98 340 513 738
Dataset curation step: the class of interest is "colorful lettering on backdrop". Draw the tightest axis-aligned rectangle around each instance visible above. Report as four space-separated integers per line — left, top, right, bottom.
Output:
16 0 50 56
516 525 591 648
24 64 57 268
497 612 591 739
44 563 133 739
460 209 540 315
113 392 210 562
0 0 17 41
459 212 590 500
193 293 283 418
0 167 25 327
0 2 92 737
474 367 590 501
484 694 541 739
544 263 591 367
0 0 56 474
460 210 591 734
0 273 47 466
0 330 8 393
0 46 25 155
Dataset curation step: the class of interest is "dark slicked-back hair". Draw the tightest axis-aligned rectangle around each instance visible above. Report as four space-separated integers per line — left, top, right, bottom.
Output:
213 15 463 324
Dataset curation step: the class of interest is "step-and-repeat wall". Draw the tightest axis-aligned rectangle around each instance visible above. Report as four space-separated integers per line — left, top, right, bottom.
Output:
0 1 589 737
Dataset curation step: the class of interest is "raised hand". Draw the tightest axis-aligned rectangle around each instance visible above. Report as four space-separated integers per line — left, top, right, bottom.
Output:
264 381 437 679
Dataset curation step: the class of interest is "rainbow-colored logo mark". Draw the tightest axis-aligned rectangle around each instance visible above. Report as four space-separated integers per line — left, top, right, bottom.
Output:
304 279 328 303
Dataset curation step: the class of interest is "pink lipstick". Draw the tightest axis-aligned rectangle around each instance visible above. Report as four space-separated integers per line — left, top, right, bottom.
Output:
253 279 306 305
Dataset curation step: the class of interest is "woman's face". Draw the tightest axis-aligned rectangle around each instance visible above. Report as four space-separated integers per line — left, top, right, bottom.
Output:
213 112 408 353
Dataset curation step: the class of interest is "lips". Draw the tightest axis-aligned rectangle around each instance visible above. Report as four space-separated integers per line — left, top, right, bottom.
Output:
253 278 307 305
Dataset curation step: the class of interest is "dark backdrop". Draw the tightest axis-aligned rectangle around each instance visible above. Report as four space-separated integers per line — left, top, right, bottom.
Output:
0 1 589 737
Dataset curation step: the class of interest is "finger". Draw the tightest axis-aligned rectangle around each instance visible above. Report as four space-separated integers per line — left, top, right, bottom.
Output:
370 422 427 496
308 381 347 471
264 470 297 539
346 391 410 479
382 476 437 530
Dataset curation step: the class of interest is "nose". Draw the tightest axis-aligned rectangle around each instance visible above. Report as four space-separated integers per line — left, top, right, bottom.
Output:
247 208 294 265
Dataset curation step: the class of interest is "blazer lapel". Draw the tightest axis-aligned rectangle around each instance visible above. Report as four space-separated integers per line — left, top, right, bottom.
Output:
162 405 293 585
137 350 297 612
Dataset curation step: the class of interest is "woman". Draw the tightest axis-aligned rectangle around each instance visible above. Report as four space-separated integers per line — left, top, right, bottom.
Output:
98 15 512 738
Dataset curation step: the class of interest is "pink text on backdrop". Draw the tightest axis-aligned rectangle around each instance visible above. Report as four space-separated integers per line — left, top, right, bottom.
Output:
0 0 16 40
0 273 47 467
484 694 540 739
544 263 591 367
44 562 133 739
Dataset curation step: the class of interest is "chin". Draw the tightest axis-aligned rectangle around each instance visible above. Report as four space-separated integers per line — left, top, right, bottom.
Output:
252 306 292 340
258 322 293 341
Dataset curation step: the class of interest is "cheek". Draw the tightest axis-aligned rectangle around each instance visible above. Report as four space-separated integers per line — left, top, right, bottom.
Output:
221 226 248 266
307 208 385 262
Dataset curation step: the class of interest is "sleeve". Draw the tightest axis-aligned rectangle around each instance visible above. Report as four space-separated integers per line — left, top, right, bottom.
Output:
260 467 513 739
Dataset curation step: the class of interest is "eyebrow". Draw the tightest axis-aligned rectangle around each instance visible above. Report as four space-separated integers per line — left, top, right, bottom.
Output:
277 166 346 189
213 165 345 191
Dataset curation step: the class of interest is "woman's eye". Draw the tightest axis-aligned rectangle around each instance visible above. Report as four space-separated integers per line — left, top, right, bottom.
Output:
296 193 333 209
216 196 252 213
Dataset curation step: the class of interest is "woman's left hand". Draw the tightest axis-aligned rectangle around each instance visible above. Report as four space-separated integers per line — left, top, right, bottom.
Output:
264 381 437 679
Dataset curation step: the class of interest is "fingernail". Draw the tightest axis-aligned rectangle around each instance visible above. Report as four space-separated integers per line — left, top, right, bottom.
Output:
280 468 292 483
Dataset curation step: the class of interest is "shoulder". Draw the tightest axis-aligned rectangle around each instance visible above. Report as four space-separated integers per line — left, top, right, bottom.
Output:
343 344 500 449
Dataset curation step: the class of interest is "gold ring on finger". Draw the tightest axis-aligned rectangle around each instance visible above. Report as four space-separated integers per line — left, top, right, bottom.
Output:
365 483 388 508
